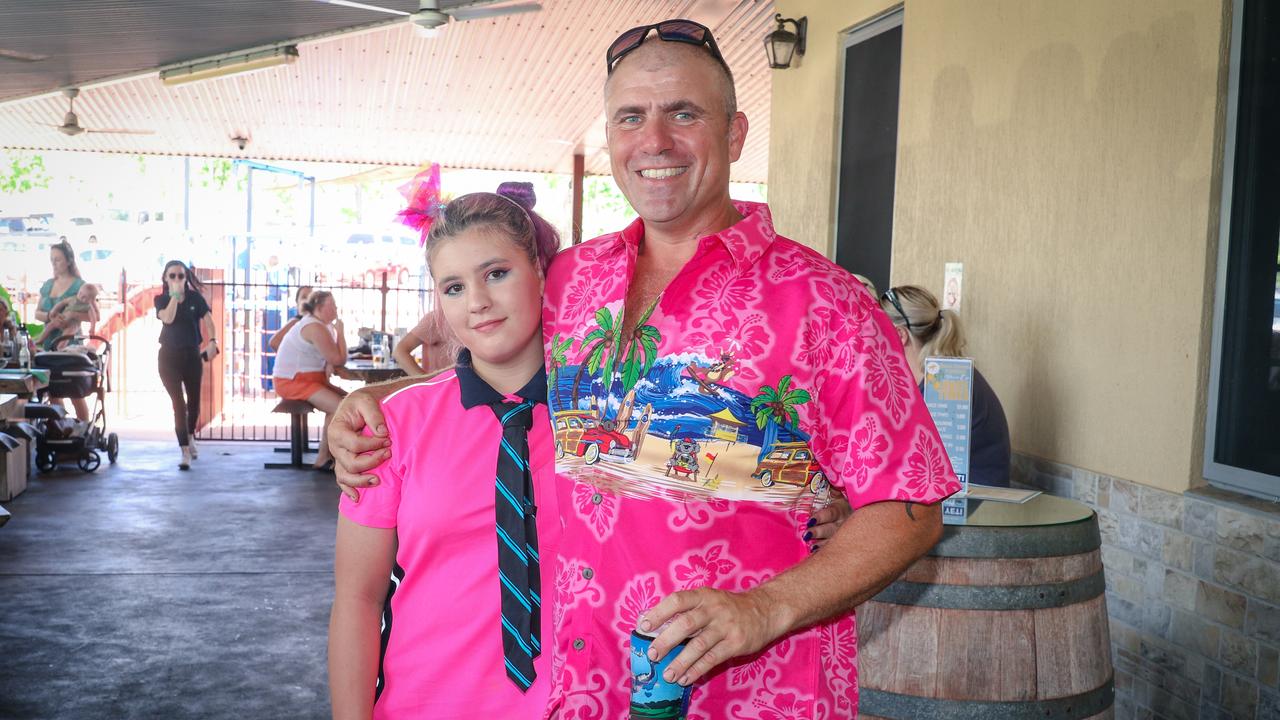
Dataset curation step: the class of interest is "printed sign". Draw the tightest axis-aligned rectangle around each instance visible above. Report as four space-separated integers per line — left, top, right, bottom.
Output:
923 357 973 523
943 262 963 312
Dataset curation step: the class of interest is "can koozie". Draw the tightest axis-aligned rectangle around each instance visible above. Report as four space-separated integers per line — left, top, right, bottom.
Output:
630 629 692 719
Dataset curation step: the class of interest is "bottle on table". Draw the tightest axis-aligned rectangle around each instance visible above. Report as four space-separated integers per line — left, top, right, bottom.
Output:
18 330 31 369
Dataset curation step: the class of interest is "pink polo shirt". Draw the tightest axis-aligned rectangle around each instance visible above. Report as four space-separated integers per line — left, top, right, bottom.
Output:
540 201 960 718
339 364 560 720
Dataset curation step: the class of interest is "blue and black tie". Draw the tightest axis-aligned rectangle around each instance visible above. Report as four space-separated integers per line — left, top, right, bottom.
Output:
489 399 541 692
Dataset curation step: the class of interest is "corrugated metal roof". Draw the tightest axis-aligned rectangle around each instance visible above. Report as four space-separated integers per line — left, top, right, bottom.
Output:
0 0 774 181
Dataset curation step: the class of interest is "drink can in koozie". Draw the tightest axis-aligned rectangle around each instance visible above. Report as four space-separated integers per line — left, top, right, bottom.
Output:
630 629 692 719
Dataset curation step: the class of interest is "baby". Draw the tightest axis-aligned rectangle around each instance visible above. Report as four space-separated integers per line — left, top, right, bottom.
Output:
36 284 100 349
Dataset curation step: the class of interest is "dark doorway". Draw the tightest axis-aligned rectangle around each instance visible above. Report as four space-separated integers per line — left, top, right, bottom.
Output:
835 9 904 294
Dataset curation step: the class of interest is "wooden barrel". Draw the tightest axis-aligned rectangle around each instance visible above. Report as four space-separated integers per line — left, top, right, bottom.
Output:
857 500 1113 720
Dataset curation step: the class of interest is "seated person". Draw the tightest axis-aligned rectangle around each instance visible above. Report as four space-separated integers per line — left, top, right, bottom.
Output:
36 283 99 349
0 294 21 343
391 309 454 376
880 284 1012 487
268 285 313 352
272 290 348 470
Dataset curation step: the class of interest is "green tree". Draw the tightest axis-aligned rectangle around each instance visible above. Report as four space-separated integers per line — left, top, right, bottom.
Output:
547 333 575 406
617 297 661 398
571 307 620 408
0 153 50 194
749 375 811 461
198 159 245 191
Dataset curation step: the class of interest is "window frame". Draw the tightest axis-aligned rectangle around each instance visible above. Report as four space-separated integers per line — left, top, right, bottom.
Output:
1203 0 1280 501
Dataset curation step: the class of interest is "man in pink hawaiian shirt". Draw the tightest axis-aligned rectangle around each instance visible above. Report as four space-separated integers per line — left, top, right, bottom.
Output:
332 19 959 719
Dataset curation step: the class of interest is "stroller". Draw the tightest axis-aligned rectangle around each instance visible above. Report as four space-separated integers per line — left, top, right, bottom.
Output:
25 335 120 473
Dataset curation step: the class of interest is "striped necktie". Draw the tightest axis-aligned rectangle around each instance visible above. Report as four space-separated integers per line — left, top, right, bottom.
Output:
489 399 541 691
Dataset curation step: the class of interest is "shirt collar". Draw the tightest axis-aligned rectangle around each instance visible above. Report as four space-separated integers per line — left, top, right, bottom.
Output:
611 200 777 270
454 348 548 409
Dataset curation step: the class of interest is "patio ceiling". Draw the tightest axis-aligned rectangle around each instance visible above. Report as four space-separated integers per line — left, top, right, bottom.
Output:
0 0 774 182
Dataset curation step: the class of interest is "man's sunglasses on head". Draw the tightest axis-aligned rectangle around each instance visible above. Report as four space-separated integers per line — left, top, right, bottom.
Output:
606 19 728 75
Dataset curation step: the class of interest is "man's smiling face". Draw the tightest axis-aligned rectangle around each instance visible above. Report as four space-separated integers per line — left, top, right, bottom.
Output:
604 42 746 235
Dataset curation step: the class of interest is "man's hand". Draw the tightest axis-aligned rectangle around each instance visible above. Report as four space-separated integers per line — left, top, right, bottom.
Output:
806 495 851 550
330 390 392 502
638 586 785 687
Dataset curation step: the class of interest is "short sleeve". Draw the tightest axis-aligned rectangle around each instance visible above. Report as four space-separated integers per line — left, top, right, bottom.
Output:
337 409 405 528
807 298 961 510
153 293 169 315
193 293 211 318
37 280 54 311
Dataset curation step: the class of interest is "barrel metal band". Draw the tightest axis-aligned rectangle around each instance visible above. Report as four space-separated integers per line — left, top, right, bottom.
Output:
872 569 1105 610
930 516 1100 559
860 678 1114 720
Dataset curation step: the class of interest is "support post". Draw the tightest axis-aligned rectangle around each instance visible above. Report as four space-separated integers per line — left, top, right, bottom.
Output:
572 153 585 245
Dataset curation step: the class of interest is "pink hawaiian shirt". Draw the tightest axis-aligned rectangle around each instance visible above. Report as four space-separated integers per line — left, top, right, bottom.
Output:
541 201 960 719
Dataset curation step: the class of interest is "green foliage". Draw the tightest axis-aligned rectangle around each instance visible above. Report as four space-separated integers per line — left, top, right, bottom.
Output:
617 297 661 397
750 375 811 431
584 176 633 217
198 159 244 191
0 153 51 194
547 333 575 403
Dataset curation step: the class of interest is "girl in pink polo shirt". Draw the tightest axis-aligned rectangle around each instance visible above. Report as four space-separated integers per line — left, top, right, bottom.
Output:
328 185 561 720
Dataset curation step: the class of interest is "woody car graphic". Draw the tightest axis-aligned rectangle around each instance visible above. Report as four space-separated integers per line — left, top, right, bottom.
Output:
554 410 634 465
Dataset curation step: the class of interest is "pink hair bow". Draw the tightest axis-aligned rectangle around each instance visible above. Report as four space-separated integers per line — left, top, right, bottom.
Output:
396 163 444 247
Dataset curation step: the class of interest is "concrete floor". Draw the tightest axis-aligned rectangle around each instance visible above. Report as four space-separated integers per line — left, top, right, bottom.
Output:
0 440 340 720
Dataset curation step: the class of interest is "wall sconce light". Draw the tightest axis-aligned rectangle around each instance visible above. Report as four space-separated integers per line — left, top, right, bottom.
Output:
764 14 807 69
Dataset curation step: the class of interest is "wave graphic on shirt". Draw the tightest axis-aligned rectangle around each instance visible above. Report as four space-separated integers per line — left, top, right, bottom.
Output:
550 353 830 508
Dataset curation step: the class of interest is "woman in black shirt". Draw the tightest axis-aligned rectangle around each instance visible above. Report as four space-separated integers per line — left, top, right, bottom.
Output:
154 261 219 470
880 285 1012 487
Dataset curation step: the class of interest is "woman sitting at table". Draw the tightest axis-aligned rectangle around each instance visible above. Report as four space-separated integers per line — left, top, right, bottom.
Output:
880 284 1012 487
273 290 348 470
392 309 454 377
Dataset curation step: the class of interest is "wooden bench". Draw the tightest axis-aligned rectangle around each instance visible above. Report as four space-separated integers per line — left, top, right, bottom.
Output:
263 400 317 469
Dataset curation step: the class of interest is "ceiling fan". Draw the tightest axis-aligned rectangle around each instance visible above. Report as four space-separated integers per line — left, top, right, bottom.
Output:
51 89 154 137
315 0 543 32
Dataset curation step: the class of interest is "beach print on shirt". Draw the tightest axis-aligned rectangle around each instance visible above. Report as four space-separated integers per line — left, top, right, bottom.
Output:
547 296 829 510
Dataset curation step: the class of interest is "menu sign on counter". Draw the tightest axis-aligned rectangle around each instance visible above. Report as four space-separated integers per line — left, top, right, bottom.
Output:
923 357 973 523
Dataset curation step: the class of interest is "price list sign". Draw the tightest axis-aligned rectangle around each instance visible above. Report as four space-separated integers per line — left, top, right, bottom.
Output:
923 357 973 522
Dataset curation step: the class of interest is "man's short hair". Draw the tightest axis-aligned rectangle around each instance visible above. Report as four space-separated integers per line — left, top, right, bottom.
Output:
606 41 738 121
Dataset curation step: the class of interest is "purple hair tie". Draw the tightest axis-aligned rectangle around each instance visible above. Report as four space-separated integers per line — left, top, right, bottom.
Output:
496 181 536 211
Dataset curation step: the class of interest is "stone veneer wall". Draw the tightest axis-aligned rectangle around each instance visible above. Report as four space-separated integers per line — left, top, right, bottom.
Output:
1012 455 1280 720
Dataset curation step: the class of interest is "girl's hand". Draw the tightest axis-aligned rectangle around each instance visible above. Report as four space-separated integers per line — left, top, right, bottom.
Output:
203 340 220 362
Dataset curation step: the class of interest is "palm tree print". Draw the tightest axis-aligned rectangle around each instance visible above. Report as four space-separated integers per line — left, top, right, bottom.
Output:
749 375 812 462
547 333 575 407
618 297 662 398
571 307 620 408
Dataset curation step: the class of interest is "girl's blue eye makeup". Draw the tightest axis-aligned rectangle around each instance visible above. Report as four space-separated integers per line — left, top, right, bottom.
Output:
443 283 464 296
487 268 510 281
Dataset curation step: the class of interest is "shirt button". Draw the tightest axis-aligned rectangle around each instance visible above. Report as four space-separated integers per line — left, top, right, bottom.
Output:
573 638 585 651
591 493 602 505
582 567 594 580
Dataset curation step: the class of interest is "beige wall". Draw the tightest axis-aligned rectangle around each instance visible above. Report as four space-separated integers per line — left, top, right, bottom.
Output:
769 0 1227 493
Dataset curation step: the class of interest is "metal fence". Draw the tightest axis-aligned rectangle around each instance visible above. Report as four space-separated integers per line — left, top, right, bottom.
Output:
196 267 433 442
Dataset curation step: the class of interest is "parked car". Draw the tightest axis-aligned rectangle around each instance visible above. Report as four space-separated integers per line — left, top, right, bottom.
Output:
554 410 634 464
751 441 828 493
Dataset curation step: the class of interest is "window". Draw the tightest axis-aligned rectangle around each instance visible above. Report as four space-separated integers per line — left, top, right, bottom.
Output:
1205 0 1280 499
